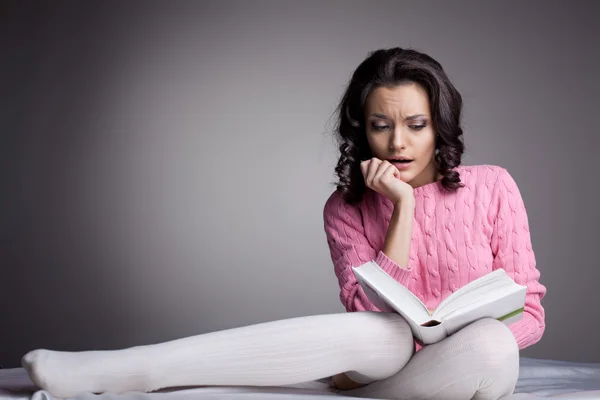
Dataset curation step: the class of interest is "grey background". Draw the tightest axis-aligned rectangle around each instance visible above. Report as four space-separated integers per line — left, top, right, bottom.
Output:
1 0 598 368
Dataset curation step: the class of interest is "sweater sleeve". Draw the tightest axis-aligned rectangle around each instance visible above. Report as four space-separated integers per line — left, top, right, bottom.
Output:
323 190 415 312
489 168 547 349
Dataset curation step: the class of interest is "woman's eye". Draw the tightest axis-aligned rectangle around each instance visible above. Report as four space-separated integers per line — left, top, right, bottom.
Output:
370 123 426 131
371 125 389 131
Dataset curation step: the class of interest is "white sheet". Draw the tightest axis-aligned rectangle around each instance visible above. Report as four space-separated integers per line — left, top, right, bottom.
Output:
2 357 600 399
513 358 600 398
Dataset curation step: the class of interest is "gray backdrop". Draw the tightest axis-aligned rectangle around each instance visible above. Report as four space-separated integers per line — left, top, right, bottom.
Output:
1 0 599 368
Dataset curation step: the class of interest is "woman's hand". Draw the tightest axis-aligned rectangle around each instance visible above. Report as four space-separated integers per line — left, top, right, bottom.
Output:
331 373 365 390
360 158 414 206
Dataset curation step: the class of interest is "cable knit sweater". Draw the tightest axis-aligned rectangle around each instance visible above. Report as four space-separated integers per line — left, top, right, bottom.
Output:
323 164 546 350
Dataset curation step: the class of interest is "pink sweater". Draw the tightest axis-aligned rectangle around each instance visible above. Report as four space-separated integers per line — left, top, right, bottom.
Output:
323 164 546 350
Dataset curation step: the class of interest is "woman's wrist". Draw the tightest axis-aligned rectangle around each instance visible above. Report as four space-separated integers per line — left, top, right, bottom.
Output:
383 196 415 269
393 196 415 212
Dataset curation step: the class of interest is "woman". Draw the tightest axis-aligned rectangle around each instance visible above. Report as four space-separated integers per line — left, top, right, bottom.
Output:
322 47 546 396
21 47 545 400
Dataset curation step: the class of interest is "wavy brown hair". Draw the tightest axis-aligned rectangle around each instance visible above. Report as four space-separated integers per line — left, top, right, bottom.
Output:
332 47 465 204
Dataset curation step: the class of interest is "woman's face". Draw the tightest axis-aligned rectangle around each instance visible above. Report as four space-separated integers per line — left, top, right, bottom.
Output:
364 82 439 188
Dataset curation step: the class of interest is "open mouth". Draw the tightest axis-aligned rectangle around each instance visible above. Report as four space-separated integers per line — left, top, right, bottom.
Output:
389 159 414 169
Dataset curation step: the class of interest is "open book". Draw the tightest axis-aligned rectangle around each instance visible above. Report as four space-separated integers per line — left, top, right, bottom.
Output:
352 261 526 345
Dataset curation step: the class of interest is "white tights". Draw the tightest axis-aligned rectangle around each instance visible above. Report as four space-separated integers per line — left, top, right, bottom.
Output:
22 312 519 399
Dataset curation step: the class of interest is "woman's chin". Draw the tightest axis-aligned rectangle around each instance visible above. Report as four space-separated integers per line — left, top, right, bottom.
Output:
395 171 414 183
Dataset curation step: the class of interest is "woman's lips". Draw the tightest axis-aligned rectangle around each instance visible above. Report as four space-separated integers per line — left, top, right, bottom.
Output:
390 160 413 170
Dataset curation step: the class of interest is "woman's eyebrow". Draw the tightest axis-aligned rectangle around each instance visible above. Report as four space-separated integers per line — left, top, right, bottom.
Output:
406 114 428 119
368 113 428 119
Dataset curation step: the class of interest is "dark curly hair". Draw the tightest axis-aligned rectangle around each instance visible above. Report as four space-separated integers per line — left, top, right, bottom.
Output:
332 47 465 204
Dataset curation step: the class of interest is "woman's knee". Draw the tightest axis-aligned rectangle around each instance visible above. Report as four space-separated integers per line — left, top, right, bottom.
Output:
461 319 520 399
356 312 414 350
465 318 519 370
345 312 415 379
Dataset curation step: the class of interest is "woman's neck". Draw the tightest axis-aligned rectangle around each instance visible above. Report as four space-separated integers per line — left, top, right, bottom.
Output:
409 162 441 189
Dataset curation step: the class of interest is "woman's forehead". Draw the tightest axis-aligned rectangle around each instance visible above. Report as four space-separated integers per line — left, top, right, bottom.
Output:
365 84 430 117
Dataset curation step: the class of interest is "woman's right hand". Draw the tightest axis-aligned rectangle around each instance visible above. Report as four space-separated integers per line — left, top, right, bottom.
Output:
360 158 414 206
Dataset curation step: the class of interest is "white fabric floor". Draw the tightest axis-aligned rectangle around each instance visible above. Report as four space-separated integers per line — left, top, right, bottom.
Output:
1 357 600 400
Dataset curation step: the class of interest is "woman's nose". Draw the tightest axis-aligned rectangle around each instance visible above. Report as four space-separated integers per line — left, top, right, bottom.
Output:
390 128 406 150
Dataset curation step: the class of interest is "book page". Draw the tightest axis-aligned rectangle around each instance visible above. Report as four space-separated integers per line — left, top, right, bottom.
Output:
352 262 430 325
439 286 526 336
433 271 525 321
432 269 506 319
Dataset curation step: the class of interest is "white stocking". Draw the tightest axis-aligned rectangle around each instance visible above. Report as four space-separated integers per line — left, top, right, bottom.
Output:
22 312 414 398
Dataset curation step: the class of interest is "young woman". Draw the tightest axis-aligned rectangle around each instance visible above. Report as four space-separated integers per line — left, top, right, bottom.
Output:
21 47 545 400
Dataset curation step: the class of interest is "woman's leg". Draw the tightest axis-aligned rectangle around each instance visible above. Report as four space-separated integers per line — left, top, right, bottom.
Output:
22 312 414 398
342 318 520 400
